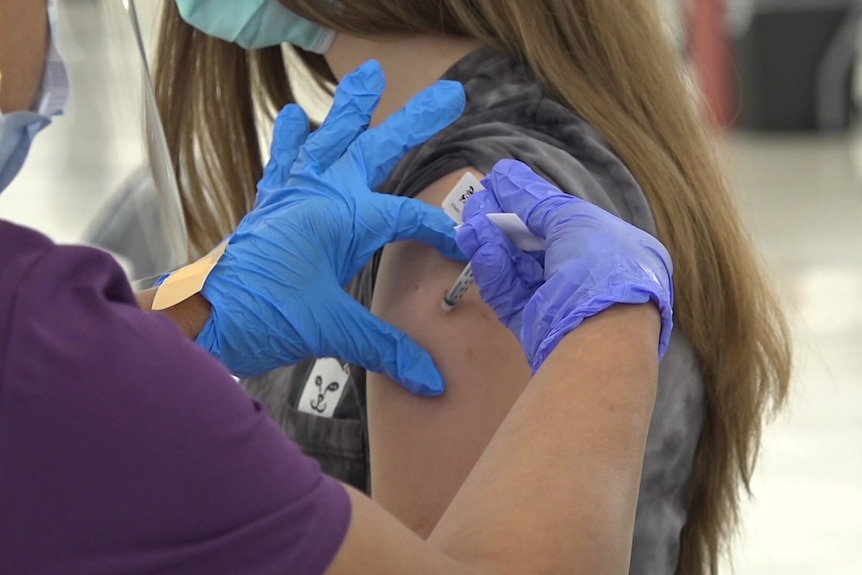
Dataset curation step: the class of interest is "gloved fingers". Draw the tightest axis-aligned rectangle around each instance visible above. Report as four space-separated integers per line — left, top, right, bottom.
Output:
320 291 446 397
486 159 578 236
458 214 543 320
462 189 503 221
296 60 386 174
458 206 543 264
269 104 310 171
348 80 465 189
370 195 466 263
257 105 310 207
459 213 545 287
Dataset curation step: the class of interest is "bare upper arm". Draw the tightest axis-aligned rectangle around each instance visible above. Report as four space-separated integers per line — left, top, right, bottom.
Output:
341 306 660 575
367 168 533 536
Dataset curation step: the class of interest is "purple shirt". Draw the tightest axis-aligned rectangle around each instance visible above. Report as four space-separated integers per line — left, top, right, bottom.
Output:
0 222 351 574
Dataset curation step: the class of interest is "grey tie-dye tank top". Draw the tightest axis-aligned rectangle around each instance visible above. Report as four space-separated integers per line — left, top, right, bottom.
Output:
244 47 705 575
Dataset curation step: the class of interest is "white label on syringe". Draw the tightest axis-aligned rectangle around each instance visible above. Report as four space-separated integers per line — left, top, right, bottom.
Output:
442 172 485 224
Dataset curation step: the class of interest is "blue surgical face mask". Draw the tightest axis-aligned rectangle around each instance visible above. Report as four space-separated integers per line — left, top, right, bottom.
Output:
0 0 69 194
0 113 54 192
175 0 337 53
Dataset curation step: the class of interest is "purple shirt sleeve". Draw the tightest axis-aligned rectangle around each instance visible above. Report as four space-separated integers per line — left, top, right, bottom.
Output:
0 223 351 574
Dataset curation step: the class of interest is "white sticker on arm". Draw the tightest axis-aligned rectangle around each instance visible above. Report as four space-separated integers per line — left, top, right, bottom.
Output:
442 173 485 224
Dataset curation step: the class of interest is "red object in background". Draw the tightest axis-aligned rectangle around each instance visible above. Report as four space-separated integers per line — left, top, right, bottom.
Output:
689 0 734 128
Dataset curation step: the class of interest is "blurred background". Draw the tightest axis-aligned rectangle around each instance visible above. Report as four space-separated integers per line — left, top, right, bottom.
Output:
1 0 860 572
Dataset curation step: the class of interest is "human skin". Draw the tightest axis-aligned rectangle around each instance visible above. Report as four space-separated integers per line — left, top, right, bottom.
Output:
0 0 49 113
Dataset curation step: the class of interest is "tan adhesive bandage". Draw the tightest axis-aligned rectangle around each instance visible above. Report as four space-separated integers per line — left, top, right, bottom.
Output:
151 241 228 311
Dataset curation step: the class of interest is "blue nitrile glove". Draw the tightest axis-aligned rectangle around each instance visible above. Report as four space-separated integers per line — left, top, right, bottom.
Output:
457 160 674 373
197 60 466 395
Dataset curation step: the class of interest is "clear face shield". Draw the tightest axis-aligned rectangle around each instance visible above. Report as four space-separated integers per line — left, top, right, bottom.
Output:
0 0 188 289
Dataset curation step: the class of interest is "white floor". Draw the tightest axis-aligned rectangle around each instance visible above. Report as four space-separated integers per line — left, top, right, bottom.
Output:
718 134 862 574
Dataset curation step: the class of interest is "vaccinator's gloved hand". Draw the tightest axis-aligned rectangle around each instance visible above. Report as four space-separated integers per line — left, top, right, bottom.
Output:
457 160 674 374
197 61 466 395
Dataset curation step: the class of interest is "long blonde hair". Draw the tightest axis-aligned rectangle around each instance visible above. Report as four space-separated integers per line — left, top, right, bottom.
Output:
153 1 792 573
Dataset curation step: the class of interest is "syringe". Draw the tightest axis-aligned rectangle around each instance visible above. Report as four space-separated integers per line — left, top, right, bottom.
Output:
438 173 545 313
441 264 475 312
